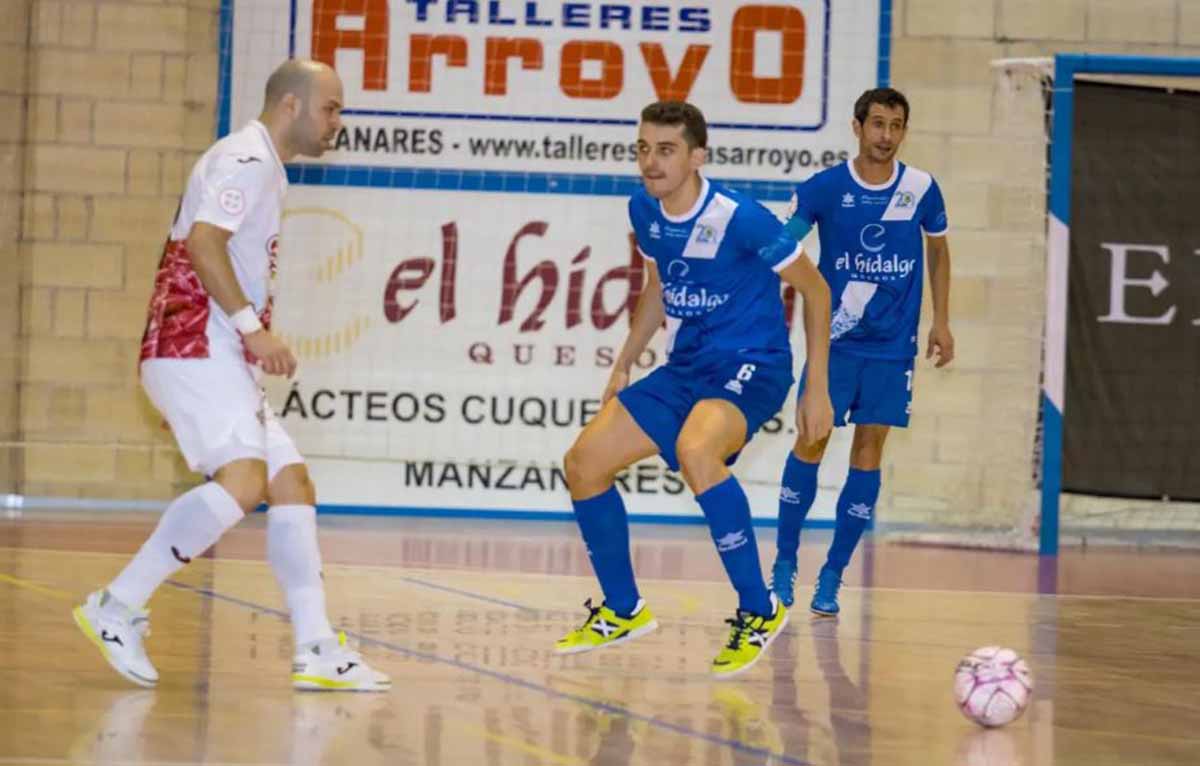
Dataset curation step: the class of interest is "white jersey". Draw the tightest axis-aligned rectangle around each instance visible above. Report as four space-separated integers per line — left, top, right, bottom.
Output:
140 120 287 362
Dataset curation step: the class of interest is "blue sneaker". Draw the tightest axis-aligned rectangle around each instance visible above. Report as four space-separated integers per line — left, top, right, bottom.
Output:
810 568 842 616
769 558 797 607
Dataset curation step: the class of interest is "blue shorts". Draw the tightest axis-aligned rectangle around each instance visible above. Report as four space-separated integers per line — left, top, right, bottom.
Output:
798 348 914 428
617 350 793 471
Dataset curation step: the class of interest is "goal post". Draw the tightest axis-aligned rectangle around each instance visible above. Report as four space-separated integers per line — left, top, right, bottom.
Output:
1039 54 1200 554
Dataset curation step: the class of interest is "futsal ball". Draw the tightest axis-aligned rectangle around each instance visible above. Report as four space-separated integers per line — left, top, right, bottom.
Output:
954 646 1033 727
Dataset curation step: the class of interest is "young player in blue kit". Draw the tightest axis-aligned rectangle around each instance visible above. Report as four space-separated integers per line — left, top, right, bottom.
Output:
770 88 956 616
553 101 834 679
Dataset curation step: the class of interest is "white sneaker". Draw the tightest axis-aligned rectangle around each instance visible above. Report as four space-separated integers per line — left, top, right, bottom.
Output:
292 632 391 692
73 590 159 688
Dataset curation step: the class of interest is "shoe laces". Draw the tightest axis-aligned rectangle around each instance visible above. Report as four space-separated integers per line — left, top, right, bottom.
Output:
770 559 797 590
577 598 603 629
724 611 763 651
816 569 842 596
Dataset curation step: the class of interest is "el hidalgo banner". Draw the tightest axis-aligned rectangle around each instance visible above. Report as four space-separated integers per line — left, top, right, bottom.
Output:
1065 81 1200 501
224 0 887 517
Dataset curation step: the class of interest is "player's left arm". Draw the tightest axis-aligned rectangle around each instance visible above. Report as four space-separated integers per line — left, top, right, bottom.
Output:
776 253 833 444
745 198 833 444
922 180 954 368
924 233 954 367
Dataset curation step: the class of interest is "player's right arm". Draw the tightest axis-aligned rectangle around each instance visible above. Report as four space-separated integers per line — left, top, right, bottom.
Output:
186 223 296 377
736 192 833 444
602 259 664 404
783 176 820 242
188 153 296 377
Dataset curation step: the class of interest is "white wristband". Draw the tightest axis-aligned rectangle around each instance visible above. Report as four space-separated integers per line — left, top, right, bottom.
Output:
231 305 263 335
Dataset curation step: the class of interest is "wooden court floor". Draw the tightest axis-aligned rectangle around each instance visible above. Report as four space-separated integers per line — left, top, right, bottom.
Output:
0 511 1197 766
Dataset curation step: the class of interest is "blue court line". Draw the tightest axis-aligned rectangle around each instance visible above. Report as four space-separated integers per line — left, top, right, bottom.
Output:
312 502 838 529
393 573 540 614
163 579 812 766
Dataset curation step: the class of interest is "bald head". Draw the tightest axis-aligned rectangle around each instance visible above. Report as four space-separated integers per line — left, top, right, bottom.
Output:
258 59 344 162
264 59 335 109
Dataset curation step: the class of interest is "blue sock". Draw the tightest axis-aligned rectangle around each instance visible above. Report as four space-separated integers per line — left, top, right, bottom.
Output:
776 454 819 561
572 486 639 616
824 468 882 574
696 476 773 616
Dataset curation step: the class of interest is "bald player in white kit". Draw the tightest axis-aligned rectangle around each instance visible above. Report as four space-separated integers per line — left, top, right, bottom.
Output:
73 60 390 692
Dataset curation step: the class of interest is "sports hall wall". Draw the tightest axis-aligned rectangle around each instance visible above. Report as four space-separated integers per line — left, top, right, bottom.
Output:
0 3 30 494
5 1 1200 528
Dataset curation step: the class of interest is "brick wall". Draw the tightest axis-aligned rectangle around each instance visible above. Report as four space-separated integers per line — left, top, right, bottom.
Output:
0 2 32 494
14 0 221 500
884 0 1200 529
6 1 1200 528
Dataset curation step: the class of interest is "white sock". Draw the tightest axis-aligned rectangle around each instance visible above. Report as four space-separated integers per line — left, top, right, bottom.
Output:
108 482 245 610
267 504 335 648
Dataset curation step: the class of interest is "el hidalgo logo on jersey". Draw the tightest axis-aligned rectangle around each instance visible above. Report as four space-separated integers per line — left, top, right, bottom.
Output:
893 190 915 209
694 223 716 244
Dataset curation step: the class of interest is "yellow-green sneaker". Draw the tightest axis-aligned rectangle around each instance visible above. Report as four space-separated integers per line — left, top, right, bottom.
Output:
554 598 658 654
710 594 789 680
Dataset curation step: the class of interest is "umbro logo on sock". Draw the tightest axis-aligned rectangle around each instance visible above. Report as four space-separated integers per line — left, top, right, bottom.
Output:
171 546 192 564
336 662 358 676
847 503 873 520
100 630 124 646
716 530 748 552
780 487 804 505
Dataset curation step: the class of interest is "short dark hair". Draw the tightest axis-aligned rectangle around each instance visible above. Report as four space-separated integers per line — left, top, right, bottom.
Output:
854 87 910 126
640 100 708 149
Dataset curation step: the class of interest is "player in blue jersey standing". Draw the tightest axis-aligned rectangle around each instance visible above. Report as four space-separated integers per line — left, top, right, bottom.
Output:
553 101 834 679
769 88 955 616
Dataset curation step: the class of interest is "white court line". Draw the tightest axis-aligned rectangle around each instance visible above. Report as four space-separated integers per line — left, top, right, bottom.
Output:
0 760 287 766
4 545 1200 605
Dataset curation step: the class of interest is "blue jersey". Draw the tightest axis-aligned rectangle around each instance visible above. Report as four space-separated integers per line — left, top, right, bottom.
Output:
629 177 801 365
789 161 948 360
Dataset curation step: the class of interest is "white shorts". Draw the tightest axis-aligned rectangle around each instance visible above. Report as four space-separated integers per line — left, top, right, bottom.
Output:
141 357 303 480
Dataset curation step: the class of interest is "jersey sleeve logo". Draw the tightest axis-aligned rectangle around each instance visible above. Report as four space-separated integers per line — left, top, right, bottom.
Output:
683 192 737 260
881 168 932 222
218 188 245 216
